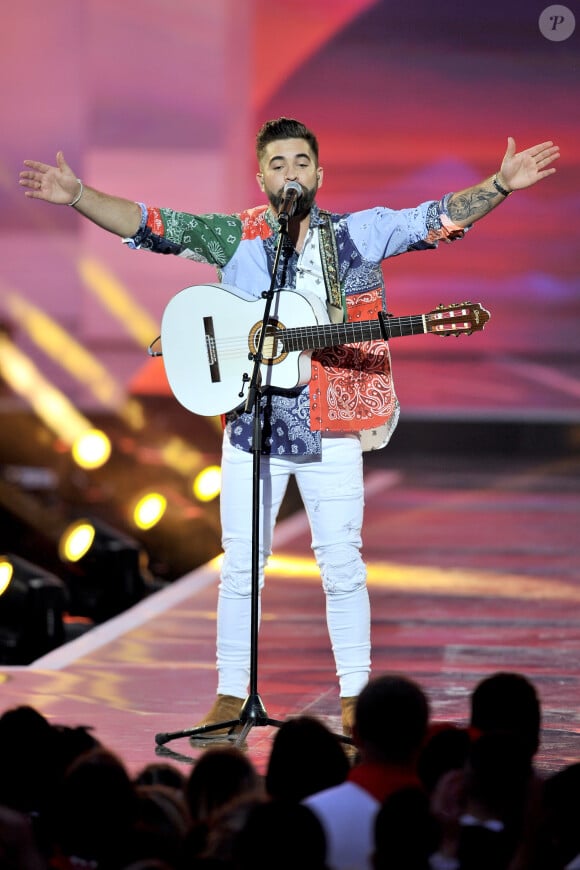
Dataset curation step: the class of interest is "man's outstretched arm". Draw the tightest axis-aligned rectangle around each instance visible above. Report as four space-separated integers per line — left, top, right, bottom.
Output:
19 150 142 238
446 136 560 228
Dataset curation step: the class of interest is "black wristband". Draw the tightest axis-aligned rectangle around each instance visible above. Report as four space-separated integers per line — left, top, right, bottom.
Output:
492 175 511 197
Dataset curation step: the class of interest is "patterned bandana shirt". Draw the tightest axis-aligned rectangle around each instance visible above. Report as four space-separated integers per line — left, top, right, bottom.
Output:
126 197 465 455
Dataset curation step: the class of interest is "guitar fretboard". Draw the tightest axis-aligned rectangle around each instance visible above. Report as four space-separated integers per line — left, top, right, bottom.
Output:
280 314 427 351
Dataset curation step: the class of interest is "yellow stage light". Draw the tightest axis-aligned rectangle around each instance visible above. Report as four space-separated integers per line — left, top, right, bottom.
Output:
0 559 14 596
193 465 222 502
59 521 96 563
133 493 167 530
71 429 112 470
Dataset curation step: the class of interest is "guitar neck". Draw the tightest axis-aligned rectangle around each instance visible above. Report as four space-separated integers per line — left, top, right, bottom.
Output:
282 313 426 351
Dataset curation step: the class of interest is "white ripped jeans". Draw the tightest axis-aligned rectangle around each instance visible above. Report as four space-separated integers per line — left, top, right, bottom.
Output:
217 429 371 699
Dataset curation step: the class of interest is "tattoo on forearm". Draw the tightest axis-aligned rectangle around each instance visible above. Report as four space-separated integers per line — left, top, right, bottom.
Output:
447 187 499 222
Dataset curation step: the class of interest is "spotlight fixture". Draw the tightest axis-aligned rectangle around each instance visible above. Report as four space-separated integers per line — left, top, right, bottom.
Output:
59 518 156 623
0 554 67 665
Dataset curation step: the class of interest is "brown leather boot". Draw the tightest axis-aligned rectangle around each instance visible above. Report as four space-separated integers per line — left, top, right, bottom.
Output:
189 694 245 745
340 696 357 737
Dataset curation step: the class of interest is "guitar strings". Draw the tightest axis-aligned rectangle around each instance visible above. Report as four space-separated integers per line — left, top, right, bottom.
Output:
205 309 479 361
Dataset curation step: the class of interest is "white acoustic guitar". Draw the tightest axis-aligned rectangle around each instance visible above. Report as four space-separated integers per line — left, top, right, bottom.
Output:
158 283 490 416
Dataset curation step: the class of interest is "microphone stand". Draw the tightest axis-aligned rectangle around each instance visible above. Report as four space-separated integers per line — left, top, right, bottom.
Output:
154 206 353 754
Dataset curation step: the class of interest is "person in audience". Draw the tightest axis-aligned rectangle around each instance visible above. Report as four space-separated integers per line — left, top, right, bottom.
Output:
182 745 263 865
0 705 60 819
430 672 546 870
234 799 329 870
512 762 580 870
133 762 187 793
303 673 429 870
192 793 268 868
0 705 89 863
266 715 350 802
457 732 533 870
130 783 190 869
48 745 139 869
0 804 47 870
469 671 541 763
418 723 472 796
372 786 438 870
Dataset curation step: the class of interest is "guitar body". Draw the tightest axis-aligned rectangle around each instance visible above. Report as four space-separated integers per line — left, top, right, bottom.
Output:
160 284 325 416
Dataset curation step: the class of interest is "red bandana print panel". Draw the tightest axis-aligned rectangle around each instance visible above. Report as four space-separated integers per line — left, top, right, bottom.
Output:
145 207 165 235
309 288 396 433
239 205 274 241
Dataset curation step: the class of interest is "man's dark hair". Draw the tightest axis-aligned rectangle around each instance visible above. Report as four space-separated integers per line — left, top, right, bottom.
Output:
469 671 541 759
355 674 429 764
265 715 349 802
256 117 319 164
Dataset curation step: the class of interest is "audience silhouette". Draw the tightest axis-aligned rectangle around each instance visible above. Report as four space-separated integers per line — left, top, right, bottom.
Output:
265 715 350 802
372 786 438 870
182 745 263 866
303 673 430 870
49 745 140 869
469 671 541 762
1 670 578 870
233 800 328 870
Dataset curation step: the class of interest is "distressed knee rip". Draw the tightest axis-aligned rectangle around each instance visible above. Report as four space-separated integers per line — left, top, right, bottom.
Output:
220 546 267 596
319 553 367 595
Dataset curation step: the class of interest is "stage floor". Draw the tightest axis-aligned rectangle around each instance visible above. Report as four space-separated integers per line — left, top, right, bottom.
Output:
1 449 579 778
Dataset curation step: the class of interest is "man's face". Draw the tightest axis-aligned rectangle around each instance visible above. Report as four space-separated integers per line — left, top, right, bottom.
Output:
256 137 323 218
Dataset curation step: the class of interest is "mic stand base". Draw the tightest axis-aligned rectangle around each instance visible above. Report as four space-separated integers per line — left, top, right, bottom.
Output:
154 691 353 751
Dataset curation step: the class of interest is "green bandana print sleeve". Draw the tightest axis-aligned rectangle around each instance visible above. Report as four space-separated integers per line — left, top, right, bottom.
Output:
132 207 243 267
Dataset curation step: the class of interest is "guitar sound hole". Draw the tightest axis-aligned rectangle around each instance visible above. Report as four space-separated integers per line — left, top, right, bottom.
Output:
248 319 288 366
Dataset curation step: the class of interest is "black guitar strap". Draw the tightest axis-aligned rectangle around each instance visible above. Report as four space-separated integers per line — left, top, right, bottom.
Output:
318 210 345 324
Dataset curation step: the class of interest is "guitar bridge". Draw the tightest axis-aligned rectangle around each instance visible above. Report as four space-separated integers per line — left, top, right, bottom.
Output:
203 316 221 383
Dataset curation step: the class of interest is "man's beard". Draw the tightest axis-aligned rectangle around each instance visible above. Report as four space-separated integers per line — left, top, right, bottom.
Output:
268 183 317 219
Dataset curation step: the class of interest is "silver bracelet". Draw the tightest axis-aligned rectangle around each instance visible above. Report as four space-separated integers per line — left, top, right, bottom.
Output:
68 179 83 207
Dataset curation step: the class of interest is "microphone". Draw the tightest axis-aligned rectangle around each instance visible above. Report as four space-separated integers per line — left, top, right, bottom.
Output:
277 181 302 223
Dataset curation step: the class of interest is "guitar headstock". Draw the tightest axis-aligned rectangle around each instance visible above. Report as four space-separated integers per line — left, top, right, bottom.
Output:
426 301 490 336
